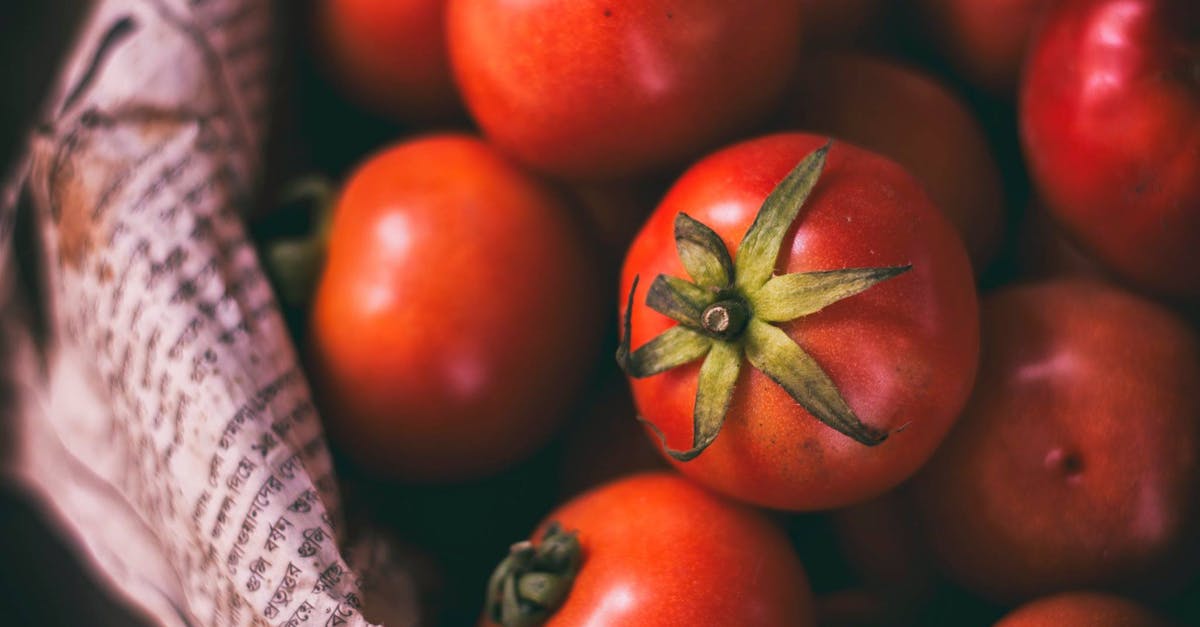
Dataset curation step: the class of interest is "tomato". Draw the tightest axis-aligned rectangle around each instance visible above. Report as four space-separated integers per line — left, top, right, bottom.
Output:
916 0 1049 93
910 280 1200 603
1020 0 1200 298
995 592 1172 626
481 473 814 626
618 134 979 511
316 0 460 122
785 53 1006 269
446 0 803 180
309 134 601 481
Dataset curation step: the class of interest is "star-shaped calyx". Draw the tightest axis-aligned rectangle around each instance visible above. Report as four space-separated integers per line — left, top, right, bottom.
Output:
617 142 911 461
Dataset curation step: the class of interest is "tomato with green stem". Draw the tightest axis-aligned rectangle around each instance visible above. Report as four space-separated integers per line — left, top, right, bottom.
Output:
617 134 979 511
482 473 815 626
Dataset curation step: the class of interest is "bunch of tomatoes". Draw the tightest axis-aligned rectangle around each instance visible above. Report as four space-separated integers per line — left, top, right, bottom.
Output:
256 0 1200 624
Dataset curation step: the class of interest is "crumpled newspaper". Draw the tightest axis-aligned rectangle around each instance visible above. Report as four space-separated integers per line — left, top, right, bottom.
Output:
0 0 418 624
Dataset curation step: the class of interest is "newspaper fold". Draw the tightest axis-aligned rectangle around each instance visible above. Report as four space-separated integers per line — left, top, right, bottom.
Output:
0 0 402 624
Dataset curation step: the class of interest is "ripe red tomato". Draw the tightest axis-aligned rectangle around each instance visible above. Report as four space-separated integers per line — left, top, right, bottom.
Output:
309 134 601 481
916 0 1049 92
910 280 1200 603
316 0 459 122
785 53 1006 269
1020 0 1200 298
446 0 803 180
619 134 979 511
995 592 1172 626
481 473 815 626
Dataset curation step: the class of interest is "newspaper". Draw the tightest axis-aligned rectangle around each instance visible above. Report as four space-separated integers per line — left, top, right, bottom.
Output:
0 0 412 624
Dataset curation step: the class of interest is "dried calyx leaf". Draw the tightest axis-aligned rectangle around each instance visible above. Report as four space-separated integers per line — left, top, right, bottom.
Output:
486 522 582 627
617 142 910 461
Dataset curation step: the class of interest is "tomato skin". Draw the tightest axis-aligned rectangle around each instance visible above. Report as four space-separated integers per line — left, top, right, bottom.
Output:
620 133 979 511
316 0 459 122
995 592 1172 627
910 280 1200 603
481 473 815 627
447 0 803 181
917 0 1049 92
309 134 600 481
785 53 1005 270
1020 0 1200 298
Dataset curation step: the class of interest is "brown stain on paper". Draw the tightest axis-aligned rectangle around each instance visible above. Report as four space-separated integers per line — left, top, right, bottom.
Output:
47 108 193 270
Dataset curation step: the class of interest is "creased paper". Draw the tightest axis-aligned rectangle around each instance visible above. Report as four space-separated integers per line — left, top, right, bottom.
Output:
0 0 398 624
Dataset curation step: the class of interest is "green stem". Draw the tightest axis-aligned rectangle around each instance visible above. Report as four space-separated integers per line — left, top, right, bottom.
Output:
486 523 582 627
263 176 336 308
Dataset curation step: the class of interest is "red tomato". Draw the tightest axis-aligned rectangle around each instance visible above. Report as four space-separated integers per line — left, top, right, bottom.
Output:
910 280 1200 603
316 0 460 122
309 134 601 481
917 0 1049 92
1020 0 1200 298
446 0 803 180
785 53 1006 269
619 134 979 511
481 473 815 626
996 592 1172 627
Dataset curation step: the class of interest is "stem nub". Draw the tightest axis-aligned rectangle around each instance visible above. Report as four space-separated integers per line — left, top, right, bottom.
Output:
486 522 582 627
701 299 749 340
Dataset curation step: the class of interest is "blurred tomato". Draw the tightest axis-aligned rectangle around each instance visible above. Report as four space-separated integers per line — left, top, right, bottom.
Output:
917 0 1049 93
447 0 803 180
1021 0 1200 298
996 592 1172 626
316 0 461 123
911 280 1200 602
309 134 601 481
785 53 1005 269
